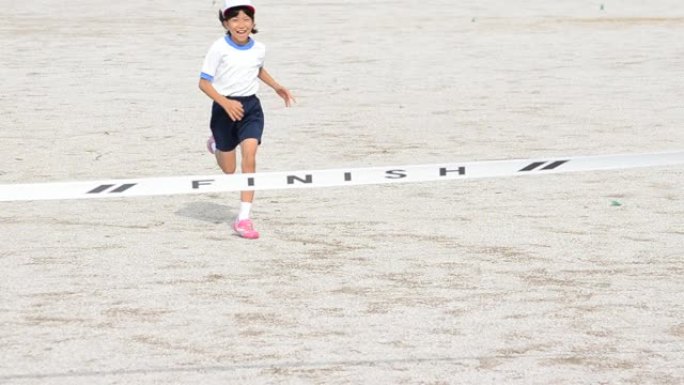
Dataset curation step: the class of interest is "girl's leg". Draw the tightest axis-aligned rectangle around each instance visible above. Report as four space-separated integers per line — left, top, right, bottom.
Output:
232 138 260 239
215 149 237 174
239 138 259 203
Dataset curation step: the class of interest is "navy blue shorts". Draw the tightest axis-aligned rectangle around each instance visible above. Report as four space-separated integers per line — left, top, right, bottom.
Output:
210 95 264 152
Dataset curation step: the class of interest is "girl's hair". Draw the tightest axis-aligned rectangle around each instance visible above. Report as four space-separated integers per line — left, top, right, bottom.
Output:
218 6 258 35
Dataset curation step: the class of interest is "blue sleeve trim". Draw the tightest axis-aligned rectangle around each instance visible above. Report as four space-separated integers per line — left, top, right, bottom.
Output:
200 72 214 82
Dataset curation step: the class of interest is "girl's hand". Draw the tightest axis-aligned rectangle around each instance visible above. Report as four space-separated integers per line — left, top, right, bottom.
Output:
222 98 244 121
275 87 296 107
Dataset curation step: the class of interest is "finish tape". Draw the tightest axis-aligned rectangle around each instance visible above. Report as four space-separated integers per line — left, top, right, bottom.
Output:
1 151 682 202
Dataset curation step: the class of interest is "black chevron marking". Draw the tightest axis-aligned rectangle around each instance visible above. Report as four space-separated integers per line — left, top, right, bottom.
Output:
87 183 136 194
519 162 546 172
110 183 136 193
541 160 569 170
87 184 115 194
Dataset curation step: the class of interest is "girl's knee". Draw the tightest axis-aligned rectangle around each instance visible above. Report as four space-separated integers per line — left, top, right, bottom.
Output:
218 160 237 174
216 151 237 174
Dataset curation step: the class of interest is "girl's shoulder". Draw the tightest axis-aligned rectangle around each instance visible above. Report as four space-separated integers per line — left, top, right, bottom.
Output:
206 36 228 52
211 35 228 47
253 39 265 50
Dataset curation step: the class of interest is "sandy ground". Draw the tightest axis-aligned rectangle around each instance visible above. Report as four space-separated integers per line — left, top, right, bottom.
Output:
1 0 683 384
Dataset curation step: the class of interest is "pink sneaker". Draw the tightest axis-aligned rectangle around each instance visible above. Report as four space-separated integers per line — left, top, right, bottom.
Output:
233 218 260 239
206 135 216 154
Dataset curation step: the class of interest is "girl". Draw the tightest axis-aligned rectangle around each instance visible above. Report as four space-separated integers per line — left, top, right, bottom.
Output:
199 0 295 239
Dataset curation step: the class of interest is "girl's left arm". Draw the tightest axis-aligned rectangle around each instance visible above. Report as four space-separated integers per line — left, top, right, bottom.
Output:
258 67 295 107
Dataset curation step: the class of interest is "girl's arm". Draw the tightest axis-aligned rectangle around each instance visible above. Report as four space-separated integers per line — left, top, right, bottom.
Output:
258 67 295 107
198 78 245 121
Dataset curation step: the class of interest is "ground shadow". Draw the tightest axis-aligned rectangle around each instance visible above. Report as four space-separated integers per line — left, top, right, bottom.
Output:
175 201 233 225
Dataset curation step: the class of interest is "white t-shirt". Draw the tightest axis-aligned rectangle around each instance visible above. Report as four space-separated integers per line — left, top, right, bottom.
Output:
200 36 265 97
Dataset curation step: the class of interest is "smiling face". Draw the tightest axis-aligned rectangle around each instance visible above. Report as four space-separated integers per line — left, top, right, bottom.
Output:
223 9 254 45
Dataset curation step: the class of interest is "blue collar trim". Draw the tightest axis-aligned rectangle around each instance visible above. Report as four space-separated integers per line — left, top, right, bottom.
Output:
224 36 254 50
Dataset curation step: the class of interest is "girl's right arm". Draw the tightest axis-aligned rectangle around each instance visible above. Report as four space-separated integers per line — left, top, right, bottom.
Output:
198 79 244 121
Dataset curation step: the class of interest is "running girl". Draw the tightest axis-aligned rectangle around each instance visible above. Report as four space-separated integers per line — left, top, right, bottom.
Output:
199 0 295 239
